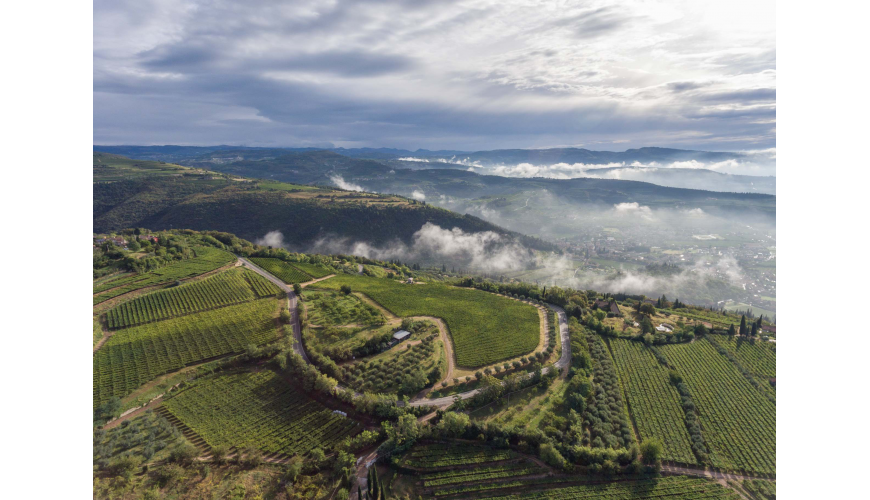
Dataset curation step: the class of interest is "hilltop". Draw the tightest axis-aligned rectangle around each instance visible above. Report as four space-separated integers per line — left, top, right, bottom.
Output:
92 153 558 253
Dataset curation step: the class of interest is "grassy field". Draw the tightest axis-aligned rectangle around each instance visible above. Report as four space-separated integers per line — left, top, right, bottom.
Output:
105 268 279 329
163 370 361 456
609 339 696 464
659 338 776 475
257 180 319 191
313 274 540 368
302 289 385 327
249 257 312 284
93 299 279 407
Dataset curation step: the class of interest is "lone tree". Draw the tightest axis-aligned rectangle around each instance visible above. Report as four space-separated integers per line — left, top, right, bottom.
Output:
739 315 747 336
640 438 663 466
728 323 736 336
340 285 352 295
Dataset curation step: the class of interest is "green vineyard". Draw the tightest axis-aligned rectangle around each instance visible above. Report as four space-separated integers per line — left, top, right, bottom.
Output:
105 268 280 329
708 336 776 379
423 463 546 488
659 339 776 475
478 476 740 500
93 299 279 407
93 247 235 305
315 274 540 368
610 339 697 464
163 370 360 456
401 444 517 468
249 258 313 284
288 261 333 279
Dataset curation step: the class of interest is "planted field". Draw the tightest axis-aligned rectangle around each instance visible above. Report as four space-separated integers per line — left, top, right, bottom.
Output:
303 290 384 327
289 261 333 279
401 444 517 469
106 268 280 329
709 337 776 379
249 257 312 284
610 339 696 464
422 462 545 488
659 339 776 475
93 247 235 305
584 333 635 449
163 370 360 456
315 274 540 368
478 476 739 500
93 299 278 407
344 327 442 395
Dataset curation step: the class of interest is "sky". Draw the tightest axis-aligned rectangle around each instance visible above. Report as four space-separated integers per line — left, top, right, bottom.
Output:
94 0 776 152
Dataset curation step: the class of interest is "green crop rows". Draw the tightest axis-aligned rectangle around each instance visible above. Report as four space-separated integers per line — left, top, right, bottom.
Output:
93 247 235 305
479 476 740 500
163 370 360 456
249 258 312 284
659 339 776 475
315 274 539 368
610 339 696 464
106 268 280 329
93 300 278 407
303 290 384 327
423 463 544 487
288 261 333 279
709 337 776 379
402 444 516 468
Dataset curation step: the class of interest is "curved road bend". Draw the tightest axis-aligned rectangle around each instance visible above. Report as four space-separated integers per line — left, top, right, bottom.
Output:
238 254 571 408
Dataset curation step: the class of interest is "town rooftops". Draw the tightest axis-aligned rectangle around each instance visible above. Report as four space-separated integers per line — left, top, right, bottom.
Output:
393 330 411 341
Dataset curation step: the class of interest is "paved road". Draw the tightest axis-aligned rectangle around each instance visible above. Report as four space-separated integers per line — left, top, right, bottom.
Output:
408 303 570 407
238 256 308 363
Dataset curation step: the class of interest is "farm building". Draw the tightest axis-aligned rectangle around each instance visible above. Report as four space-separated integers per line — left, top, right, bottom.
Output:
593 299 620 315
392 330 411 341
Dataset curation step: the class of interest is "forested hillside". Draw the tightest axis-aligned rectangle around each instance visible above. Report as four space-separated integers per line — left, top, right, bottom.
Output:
93 153 558 252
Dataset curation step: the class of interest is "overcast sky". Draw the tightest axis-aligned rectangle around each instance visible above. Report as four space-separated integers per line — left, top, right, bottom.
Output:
94 0 775 152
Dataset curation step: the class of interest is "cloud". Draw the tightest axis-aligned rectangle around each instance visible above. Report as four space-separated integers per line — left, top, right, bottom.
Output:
306 222 533 272
613 202 653 220
94 0 776 151
255 230 285 248
329 175 363 192
537 252 746 302
411 189 426 201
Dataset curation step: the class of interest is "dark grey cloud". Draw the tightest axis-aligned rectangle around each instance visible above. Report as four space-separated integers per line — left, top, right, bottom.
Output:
94 0 776 152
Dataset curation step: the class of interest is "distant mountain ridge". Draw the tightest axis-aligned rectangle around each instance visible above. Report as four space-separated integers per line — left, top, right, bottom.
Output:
94 144 749 166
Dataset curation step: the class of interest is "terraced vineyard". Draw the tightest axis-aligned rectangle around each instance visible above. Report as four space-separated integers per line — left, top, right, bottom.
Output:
105 268 280 329
93 300 278 407
401 443 517 469
315 274 540 367
610 339 696 464
477 476 740 500
659 338 776 475
249 257 313 284
93 247 235 305
289 261 333 279
163 370 360 456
